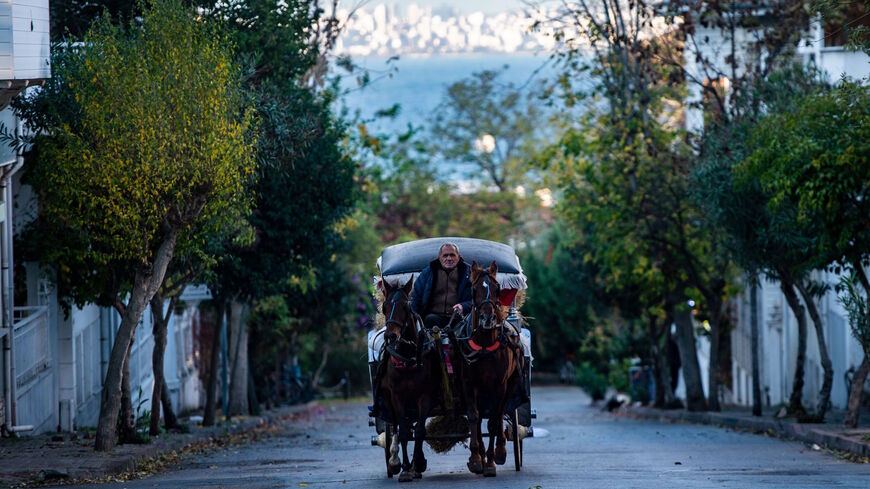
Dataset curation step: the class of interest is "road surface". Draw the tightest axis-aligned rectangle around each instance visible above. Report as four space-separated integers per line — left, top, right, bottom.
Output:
65 386 870 488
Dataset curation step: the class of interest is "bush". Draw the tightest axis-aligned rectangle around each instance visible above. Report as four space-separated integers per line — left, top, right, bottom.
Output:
575 361 608 400
608 358 632 394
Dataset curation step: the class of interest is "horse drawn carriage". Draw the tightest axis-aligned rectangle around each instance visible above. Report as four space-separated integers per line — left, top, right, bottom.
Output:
367 237 534 480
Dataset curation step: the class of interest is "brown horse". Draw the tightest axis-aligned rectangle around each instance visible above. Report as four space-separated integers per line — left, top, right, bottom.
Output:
460 261 522 477
376 278 441 482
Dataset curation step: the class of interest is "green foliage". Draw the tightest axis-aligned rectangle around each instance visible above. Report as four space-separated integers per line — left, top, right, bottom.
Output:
608 358 632 395
50 0 139 40
15 0 256 308
575 361 608 401
839 272 870 350
520 222 605 370
743 80 870 269
201 0 357 303
430 68 549 192
353 124 523 247
692 64 828 280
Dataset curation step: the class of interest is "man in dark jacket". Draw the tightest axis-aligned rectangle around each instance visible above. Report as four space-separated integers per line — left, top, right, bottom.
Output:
411 242 473 329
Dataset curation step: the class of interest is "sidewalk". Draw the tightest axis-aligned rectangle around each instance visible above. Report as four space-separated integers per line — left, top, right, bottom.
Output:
0 401 319 488
617 404 870 461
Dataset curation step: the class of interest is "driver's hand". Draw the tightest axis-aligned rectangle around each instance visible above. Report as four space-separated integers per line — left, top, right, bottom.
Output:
452 303 463 314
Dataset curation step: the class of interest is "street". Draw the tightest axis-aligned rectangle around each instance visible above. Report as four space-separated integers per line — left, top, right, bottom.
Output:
62 385 870 488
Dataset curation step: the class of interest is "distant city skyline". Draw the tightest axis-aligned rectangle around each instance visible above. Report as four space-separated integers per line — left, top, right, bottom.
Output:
337 2 562 57
356 0 526 14
388 0 527 14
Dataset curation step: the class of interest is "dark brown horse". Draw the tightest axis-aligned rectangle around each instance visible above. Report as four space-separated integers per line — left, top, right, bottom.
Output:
460 261 522 477
376 278 441 482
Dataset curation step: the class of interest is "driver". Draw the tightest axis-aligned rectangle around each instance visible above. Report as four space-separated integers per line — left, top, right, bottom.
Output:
411 242 472 329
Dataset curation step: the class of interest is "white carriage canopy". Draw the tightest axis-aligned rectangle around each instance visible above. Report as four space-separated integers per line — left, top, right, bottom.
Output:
377 237 528 291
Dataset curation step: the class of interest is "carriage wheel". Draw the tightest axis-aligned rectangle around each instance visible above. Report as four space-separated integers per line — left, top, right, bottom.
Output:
511 409 523 471
384 422 394 478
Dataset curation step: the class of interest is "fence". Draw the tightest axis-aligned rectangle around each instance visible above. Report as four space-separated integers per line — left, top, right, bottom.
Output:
13 306 53 432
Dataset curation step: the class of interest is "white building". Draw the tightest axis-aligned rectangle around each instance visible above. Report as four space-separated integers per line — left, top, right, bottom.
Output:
683 5 870 410
0 0 51 435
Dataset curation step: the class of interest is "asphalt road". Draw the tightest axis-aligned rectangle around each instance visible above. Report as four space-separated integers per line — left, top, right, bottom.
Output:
65 386 870 488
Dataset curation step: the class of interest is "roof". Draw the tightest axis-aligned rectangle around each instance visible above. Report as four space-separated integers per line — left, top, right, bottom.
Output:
378 237 527 290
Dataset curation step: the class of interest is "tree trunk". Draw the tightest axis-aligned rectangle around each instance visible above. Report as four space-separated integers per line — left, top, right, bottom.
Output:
227 298 249 416
648 314 677 408
118 340 137 444
845 355 870 428
796 280 833 421
149 293 178 436
203 300 225 427
311 343 331 390
707 297 723 412
160 377 178 430
780 276 807 416
672 303 706 411
94 232 178 451
750 279 762 416
247 368 261 416
845 263 870 428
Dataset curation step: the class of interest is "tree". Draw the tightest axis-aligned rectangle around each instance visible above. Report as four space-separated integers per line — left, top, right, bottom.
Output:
693 62 840 419
13 0 255 450
430 68 548 193
745 79 870 422
544 0 728 411
148 211 253 435
196 0 358 420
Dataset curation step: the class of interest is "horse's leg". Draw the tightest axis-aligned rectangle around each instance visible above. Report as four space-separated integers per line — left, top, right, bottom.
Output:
491 395 508 466
413 397 431 477
465 387 483 474
483 414 498 477
389 431 400 471
495 354 520 466
398 418 414 482
387 395 401 473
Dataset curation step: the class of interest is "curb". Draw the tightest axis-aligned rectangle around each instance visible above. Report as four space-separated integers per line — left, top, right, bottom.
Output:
618 407 870 459
6 401 319 487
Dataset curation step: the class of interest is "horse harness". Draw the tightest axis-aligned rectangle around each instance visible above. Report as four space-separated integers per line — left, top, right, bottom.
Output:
382 290 434 370
458 273 521 365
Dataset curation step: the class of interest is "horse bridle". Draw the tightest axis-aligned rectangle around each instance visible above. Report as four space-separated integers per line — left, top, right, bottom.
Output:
383 289 422 365
472 273 500 331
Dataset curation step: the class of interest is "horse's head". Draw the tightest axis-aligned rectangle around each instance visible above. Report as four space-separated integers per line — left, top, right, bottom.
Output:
382 277 414 344
470 260 504 332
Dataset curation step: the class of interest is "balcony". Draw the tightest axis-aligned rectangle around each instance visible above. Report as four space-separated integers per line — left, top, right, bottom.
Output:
0 0 51 109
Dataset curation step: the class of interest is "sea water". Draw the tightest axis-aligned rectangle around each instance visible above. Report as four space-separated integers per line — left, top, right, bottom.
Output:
337 52 556 135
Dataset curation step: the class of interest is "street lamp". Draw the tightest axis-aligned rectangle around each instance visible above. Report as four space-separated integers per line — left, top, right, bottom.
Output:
474 133 495 154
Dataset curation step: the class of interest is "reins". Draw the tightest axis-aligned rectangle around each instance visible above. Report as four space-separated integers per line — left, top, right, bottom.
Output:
382 290 431 369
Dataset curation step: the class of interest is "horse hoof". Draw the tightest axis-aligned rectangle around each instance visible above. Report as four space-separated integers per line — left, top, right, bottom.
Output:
414 471 422 479
467 461 483 474
390 463 402 474
495 446 507 465
483 465 497 477
398 470 415 482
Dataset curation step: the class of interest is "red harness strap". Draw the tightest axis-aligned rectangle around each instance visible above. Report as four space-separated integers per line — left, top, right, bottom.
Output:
391 356 410 369
468 339 500 352
443 344 454 374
